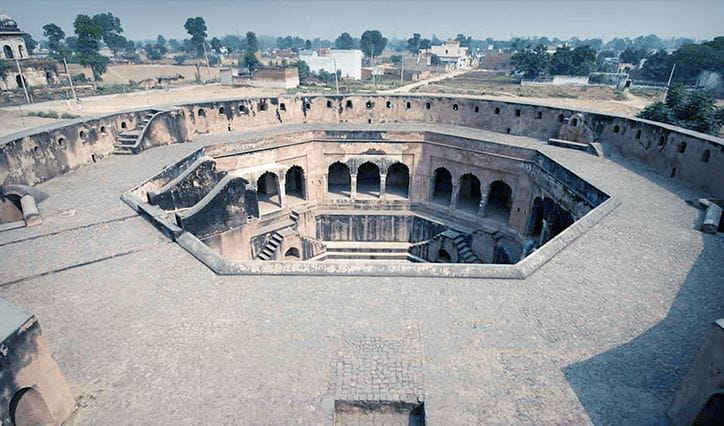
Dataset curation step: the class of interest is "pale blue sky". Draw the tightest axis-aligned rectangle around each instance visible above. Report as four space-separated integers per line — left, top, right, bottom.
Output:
2 0 722 41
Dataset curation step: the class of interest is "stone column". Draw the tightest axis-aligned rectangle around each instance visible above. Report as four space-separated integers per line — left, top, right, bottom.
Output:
379 173 387 198
350 173 358 199
277 176 286 208
448 182 460 214
539 220 552 246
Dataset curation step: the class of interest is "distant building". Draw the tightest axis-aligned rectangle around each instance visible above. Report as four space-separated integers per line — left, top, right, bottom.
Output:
0 14 60 92
0 14 28 60
298 49 363 80
220 67 299 89
424 40 472 70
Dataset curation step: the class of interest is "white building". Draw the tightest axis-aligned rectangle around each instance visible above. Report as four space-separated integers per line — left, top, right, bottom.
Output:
298 49 362 80
0 14 28 60
426 40 471 70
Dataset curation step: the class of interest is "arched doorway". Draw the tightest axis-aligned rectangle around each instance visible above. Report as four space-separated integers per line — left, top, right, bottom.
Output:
284 166 305 202
386 163 409 198
357 162 380 197
3 45 13 59
256 172 281 211
328 162 351 197
457 173 481 213
10 387 54 426
284 247 300 260
437 249 451 263
431 167 452 205
486 180 513 223
17 45 25 58
15 74 26 89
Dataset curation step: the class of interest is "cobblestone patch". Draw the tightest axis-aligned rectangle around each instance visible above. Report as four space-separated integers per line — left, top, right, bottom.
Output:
328 323 424 405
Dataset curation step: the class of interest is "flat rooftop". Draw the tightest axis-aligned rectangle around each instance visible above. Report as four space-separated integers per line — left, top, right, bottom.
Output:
1 123 722 424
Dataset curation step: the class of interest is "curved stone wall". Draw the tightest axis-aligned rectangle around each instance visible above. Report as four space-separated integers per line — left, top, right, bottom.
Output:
1 94 721 196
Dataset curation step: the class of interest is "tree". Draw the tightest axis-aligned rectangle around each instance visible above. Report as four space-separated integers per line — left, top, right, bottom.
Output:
455 33 472 48
619 47 648 64
639 50 671 81
305 39 312 50
242 50 260 72
419 39 432 50
246 31 258 52
407 33 421 53
43 23 66 58
335 32 355 50
390 54 402 64
210 37 222 53
638 87 721 136
157 35 167 47
296 60 310 82
665 83 686 109
360 30 387 57
22 34 37 55
669 39 724 83
549 45 596 76
144 43 164 61
184 17 207 57
73 14 108 79
511 44 550 79
168 38 182 51
92 12 127 56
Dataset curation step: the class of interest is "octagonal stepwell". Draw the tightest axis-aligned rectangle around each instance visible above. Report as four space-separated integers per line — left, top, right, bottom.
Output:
123 129 615 278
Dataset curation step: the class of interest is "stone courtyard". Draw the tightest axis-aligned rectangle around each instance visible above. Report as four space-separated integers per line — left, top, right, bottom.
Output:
1 105 722 423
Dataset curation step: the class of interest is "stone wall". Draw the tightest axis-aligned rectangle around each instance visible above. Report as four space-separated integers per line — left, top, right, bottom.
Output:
2 95 721 198
0 109 152 185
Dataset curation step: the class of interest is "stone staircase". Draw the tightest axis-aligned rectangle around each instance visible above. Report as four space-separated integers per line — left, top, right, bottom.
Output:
256 231 284 260
113 109 161 155
451 233 483 263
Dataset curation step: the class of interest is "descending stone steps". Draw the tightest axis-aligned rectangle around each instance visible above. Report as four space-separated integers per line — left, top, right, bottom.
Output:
257 231 284 260
113 111 160 155
451 233 483 263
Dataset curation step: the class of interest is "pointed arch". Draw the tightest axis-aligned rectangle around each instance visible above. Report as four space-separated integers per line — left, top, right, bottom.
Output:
431 167 452 205
357 162 380 196
486 180 512 223
328 162 351 197
386 162 409 198
458 173 482 213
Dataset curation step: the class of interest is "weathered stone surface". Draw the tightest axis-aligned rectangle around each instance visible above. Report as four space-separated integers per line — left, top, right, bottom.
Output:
0 114 720 424
175 175 258 238
0 299 75 425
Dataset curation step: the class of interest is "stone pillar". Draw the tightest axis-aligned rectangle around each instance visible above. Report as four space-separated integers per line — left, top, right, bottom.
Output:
539 220 552 246
448 182 460 214
21 195 42 226
379 173 387 198
277 176 286 208
350 173 358 199
477 193 488 217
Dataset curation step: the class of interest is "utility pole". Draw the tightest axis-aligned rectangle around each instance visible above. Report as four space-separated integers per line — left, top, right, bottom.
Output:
663 63 676 101
333 56 340 95
14 57 31 104
63 57 78 104
202 40 212 83
400 58 404 85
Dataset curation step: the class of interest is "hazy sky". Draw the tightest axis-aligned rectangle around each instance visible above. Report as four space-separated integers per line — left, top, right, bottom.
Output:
3 0 723 42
